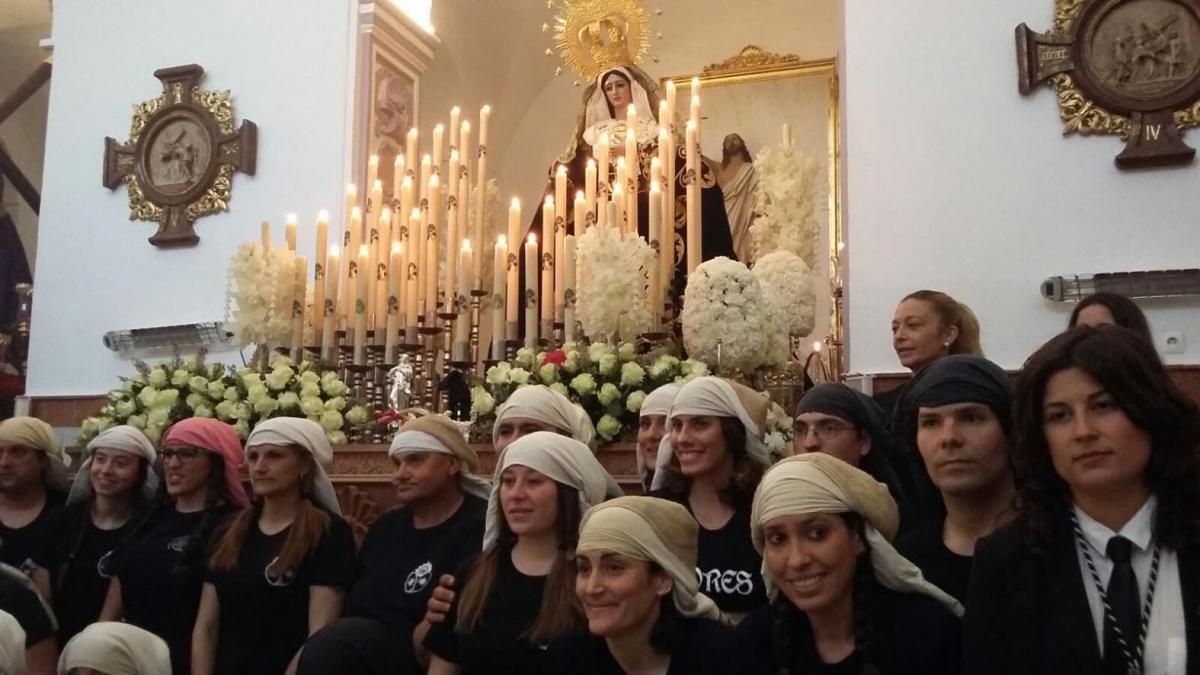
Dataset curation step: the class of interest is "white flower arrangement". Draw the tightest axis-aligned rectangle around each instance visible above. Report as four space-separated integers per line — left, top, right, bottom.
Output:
750 145 823 266
764 400 795 463
79 353 370 445
575 225 655 342
227 242 298 351
681 257 774 373
753 251 817 366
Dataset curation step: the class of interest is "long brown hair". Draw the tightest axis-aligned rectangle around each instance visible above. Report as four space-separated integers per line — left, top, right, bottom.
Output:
456 482 583 642
208 450 330 574
658 417 764 507
1013 326 1200 551
902 290 983 357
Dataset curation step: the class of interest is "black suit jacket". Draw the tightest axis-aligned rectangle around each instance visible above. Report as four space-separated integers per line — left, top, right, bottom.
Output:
963 512 1200 674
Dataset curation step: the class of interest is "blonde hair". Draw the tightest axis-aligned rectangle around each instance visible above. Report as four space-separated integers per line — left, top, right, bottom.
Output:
902 290 983 356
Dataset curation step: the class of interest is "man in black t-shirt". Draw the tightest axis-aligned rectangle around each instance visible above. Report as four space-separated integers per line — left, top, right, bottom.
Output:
305 415 489 675
0 562 58 672
895 356 1017 602
0 417 68 591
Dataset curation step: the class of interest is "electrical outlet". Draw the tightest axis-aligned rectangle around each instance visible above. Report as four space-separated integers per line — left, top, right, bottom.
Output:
1161 331 1186 355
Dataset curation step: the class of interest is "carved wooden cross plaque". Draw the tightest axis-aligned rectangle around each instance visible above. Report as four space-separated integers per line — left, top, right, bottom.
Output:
1016 0 1200 169
103 64 257 247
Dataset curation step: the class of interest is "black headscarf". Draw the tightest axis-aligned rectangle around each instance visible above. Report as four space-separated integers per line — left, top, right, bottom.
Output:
297 618 409 675
794 383 913 523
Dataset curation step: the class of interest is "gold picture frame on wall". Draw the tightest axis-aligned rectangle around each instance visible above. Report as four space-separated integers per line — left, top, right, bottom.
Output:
665 46 844 376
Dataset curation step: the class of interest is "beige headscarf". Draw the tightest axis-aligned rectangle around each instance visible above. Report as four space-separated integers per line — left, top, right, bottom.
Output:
750 453 963 616
57 621 171 675
0 416 70 492
650 377 772 491
636 383 681 486
483 431 621 551
389 415 492 501
69 425 159 505
0 610 24 675
493 385 596 450
245 418 341 516
578 496 722 621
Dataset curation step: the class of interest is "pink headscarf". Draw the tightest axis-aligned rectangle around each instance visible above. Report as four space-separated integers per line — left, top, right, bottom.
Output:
161 418 250 508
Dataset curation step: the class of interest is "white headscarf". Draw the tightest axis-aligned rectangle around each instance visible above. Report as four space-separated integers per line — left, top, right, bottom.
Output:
0 610 24 675
582 67 659 147
245 418 341 516
650 377 772 491
57 621 171 675
0 416 71 492
636 383 681 485
493 385 596 450
482 431 621 551
578 496 722 621
69 425 159 506
389 415 492 501
750 453 963 616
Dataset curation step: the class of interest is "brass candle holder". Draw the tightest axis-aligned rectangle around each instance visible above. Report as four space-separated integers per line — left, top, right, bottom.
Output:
469 289 488 372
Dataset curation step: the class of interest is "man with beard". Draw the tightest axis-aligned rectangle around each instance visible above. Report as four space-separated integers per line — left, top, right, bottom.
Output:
299 415 489 675
0 418 67 593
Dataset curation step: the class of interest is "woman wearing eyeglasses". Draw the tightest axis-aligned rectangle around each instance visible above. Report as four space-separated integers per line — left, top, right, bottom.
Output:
100 418 249 675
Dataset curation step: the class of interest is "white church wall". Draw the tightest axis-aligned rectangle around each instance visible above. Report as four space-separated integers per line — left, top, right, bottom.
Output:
844 0 1200 373
26 0 355 396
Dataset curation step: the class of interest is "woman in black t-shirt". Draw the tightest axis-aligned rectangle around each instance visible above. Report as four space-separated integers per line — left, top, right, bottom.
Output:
100 418 250 675
736 453 962 675
39 425 158 645
548 496 736 675
649 377 773 619
193 418 355 675
424 432 616 675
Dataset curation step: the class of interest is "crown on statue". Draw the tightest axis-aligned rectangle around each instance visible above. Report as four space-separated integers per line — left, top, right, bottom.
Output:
551 0 651 81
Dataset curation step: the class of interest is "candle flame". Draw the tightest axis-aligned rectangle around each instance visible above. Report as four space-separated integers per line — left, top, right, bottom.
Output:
598 132 609 144
451 105 460 115
450 149 459 161
497 234 507 246
429 175 439 188
557 164 567 176
461 239 472 252
545 196 554 207
461 120 471 132
410 208 421 219
380 206 392 220
481 104 491 114
528 234 537 245
317 210 329 221
359 245 369 257
394 154 404 166
351 206 362 219
285 213 297 224
402 175 413 187
346 184 357 195
423 153 432 163
392 241 402 254
650 180 661 192
813 341 823 352
409 127 418 137
329 245 340 256
373 179 383 190
369 155 379 165
434 123 444 133
576 190 585 200
587 158 596 168
511 197 521 208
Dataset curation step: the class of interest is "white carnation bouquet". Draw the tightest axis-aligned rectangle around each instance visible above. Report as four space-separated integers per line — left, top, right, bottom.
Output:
575 225 655 342
750 145 822 266
753 251 817 366
680 257 775 373
226 242 298 352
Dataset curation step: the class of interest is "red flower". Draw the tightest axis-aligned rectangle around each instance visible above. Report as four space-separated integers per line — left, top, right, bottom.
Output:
542 350 567 368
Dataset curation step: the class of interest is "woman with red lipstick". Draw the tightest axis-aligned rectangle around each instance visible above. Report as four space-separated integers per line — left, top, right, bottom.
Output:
100 418 249 675
739 453 962 675
192 417 355 675
650 376 774 620
964 326 1200 674
424 432 616 675
548 496 736 674
39 426 157 645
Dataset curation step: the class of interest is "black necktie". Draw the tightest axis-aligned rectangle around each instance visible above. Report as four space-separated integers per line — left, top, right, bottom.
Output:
1103 535 1139 673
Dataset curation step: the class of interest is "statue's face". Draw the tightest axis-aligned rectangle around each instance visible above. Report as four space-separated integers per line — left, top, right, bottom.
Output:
603 74 632 109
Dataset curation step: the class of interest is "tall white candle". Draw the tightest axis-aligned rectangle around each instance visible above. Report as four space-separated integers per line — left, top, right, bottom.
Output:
596 132 610 195
367 155 379 197
782 122 792 149
626 104 639 238
686 120 700 273
453 239 472 361
285 213 297 252
449 107 461 152
420 154 432 201
344 207 362 323
475 106 491 287
563 234 577 342
290 256 307 359
492 235 507 359
392 153 405 202
405 208 421 343
322 245 340 360
261 220 271 252
566 191 583 320
584 159 597 227
541 197 555 328
611 182 625 233
385 241 403 362
368 180 384 326
648 180 662 330
432 124 445 176
406 128 418 179
506 198 521 339
374 206 392 327
425 174 441 317
524 234 539 348
446 150 461 306
354 244 369 364
314 211 328 338
399 175 414 243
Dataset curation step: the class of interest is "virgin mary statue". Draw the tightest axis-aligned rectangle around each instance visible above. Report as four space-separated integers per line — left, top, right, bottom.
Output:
526 64 736 318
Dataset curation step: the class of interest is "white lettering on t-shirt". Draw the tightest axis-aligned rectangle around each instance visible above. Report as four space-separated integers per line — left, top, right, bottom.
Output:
696 567 755 596
167 535 193 553
405 561 434 594
263 556 296 588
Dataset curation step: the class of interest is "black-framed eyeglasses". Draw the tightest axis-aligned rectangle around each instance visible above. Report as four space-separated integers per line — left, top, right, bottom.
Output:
793 420 855 441
159 447 206 464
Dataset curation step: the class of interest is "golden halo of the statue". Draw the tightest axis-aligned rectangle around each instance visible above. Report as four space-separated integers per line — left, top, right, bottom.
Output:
552 0 650 81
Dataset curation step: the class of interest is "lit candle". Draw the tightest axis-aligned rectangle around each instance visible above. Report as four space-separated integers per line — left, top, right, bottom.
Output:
648 181 662 330
343 184 358 250
555 164 568 228
420 154 432 201
611 182 625 233
385 241 403 362
691 76 701 102
291 256 307 359
626 104 639 238
406 128 419 179
524 234 539 348
454 239 472 361
314 211 328 338
651 156 663 189
607 199 619 235
261 220 271 252
415 203 428 318
459 121 472 185
405 208 421 343
432 124 445 177
584 159 597 226
782 122 792 149
449 107 461 152
321 245 340 360
459 172 471 289
506 198 520 340
541 197 555 330
596 132 610 195
658 99 669 131
690 94 701 135
399 175 414 241
367 155 379 197
343 207 362 322
686 120 700 273
665 79 677 132
285 213 297 252
368 180 384 324
354 244 369 364
476 106 491 288
425 174 441 318
374 206 392 328
446 150 461 306
492 235 507 359
563 234 576 342
392 153 405 202
567 191 583 319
